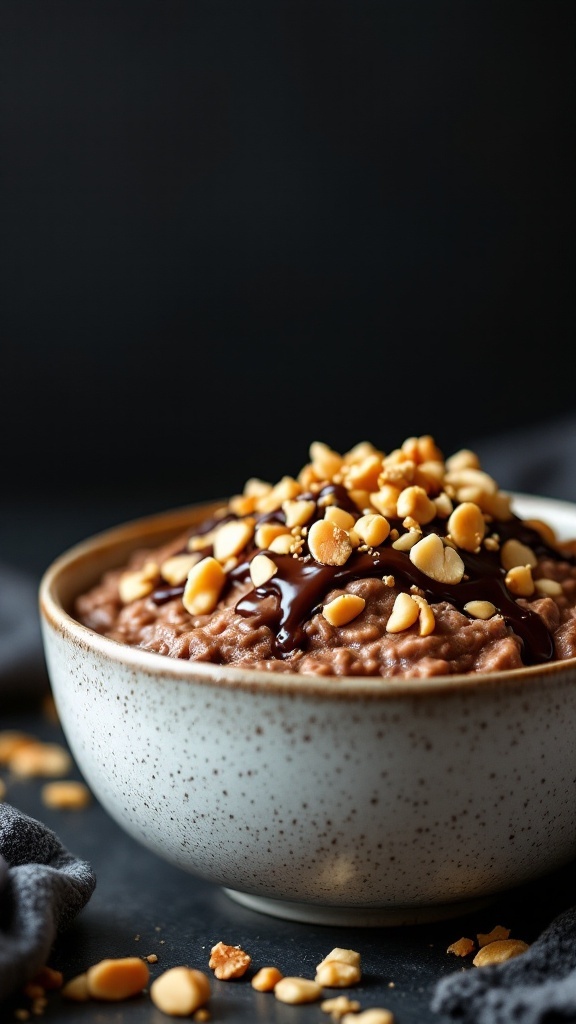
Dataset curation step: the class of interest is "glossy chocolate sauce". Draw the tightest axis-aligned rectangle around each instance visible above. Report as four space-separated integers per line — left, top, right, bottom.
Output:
152 486 574 666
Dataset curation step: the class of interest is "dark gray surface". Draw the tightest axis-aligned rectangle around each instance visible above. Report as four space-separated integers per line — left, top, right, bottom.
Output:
0 706 575 1022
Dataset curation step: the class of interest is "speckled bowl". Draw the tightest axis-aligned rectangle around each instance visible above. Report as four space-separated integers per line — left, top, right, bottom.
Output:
39 495 576 926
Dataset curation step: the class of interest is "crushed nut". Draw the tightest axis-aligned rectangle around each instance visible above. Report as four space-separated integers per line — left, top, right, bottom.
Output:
505 565 535 597
86 957 150 1001
321 995 361 1019
341 1010 394 1024
250 553 278 587
118 562 159 604
410 594 435 636
208 942 251 980
250 966 283 991
534 578 563 596
464 600 497 620
315 961 361 987
255 522 291 549
41 780 91 810
150 967 210 1016
409 533 465 584
283 499 316 528
396 485 437 525
477 925 511 947
274 977 323 1004
160 553 202 586
325 506 356 532
182 557 226 616
9 742 72 779
386 592 420 633
213 519 254 563
447 502 486 552
473 939 530 967
308 519 353 566
447 937 475 957
322 594 366 627
500 538 538 571
354 513 390 547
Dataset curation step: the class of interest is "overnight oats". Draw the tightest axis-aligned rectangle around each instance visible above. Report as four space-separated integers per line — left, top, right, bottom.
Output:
75 436 576 678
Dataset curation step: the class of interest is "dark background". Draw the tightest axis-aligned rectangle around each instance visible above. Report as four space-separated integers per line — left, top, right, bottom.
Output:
1 1 575 573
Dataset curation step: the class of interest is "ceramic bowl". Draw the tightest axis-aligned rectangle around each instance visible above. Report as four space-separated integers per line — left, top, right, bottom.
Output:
39 494 576 926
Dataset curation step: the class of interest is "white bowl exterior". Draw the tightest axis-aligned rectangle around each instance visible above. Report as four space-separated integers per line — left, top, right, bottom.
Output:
41 617 576 910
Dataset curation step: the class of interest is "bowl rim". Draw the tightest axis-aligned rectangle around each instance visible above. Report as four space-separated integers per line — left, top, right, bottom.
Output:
39 492 576 700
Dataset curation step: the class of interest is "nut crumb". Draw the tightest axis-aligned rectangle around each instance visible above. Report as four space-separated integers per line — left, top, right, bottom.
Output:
208 941 251 980
447 937 475 957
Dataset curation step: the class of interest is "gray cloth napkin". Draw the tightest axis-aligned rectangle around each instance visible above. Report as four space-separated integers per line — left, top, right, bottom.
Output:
431 905 576 1023
0 803 96 1000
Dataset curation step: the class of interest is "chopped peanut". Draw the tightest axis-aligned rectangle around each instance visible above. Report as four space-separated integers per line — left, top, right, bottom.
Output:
86 957 150 1000
534 578 563 596
354 513 390 547
321 995 361 1018
477 925 511 947
213 519 254 563
341 1010 394 1024
322 594 366 627
325 506 356 531
447 937 475 957
315 961 361 987
250 553 278 587
9 742 72 778
505 565 535 597
500 538 538 571
409 533 465 584
464 600 497 620
448 502 486 552
308 519 353 566
41 780 91 810
396 485 437 525
150 967 210 1016
255 522 291 549
118 562 159 604
160 553 202 586
0 731 37 764
274 977 323 1004
251 966 283 991
208 942 251 980
386 593 420 633
473 939 530 967
182 557 226 616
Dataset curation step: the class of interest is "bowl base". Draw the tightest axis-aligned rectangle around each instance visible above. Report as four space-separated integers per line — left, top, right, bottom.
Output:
222 888 495 927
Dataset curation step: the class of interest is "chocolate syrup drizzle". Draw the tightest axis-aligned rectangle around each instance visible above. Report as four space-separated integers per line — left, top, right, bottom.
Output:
152 484 574 666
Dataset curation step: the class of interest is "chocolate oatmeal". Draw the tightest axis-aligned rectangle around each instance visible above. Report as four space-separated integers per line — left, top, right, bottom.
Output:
75 436 576 677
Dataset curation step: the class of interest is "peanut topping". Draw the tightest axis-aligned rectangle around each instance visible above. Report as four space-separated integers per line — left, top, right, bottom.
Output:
118 561 159 604
283 499 316 528
396 485 437 525
464 600 497 620
268 533 295 555
308 519 353 566
477 925 511 947
255 522 290 549
354 513 390 547
534 578 563 596
310 441 344 481
213 519 254 563
447 502 486 552
208 942 251 980
370 484 401 519
386 593 420 633
501 538 538 571
410 594 435 636
86 957 150 1001
409 533 465 584
182 557 226 616
472 939 530 967
250 553 278 587
325 506 356 531
150 967 210 1016
161 553 202 587
505 565 535 597
251 967 283 992
274 977 323 1005
322 594 366 627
